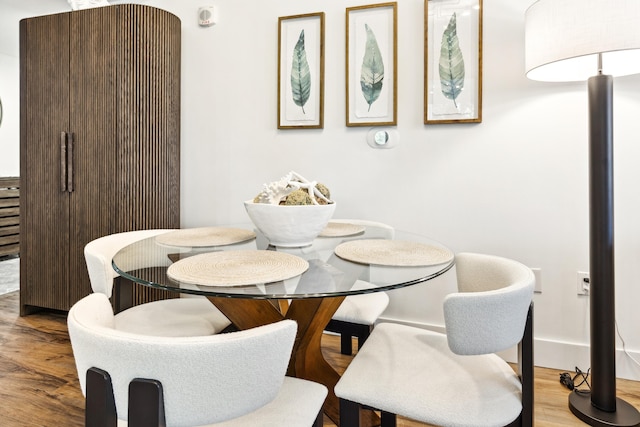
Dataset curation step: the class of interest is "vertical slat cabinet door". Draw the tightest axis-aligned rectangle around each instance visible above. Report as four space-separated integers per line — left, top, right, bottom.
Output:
116 5 181 233
68 7 118 307
19 13 72 314
116 5 181 306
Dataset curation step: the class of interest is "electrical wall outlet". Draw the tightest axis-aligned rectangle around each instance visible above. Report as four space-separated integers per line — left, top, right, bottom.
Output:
532 268 542 293
577 271 590 296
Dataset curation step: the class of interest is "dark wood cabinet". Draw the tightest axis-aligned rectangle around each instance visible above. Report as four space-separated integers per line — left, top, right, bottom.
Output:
19 5 180 315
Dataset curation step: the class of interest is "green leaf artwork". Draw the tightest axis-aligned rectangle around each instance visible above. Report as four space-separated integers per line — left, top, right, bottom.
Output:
439 13 465 108
360 23 384 112
290 29 312 114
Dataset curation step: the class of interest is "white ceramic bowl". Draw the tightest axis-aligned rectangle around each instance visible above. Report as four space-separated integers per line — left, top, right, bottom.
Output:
244 200 336 247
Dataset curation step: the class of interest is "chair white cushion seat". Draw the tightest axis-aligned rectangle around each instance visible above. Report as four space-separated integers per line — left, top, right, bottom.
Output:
114 298 231 337
331 291 389 324
335 322 522 427
115 377 327 427
208 377 326 426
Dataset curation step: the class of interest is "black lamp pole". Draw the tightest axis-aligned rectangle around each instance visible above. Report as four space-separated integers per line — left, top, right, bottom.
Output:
568 66 640 427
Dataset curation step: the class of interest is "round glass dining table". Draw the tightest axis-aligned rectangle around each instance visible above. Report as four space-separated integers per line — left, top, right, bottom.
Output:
112 223 455 426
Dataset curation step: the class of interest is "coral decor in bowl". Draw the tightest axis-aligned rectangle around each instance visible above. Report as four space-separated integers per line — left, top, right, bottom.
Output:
244 201 336 247
244 171 336 247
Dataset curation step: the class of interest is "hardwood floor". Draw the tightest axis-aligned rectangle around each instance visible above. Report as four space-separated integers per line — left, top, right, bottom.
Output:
0 291 84 426
1 290 639 426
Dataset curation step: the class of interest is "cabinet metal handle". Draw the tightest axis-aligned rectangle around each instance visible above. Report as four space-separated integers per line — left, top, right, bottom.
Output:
60 132 67 192
67 133 74 193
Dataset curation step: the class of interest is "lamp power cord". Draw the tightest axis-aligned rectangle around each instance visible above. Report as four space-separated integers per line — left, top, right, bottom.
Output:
559 320 640 394
559 319 639 392
616 320 640 368
560 367 591 395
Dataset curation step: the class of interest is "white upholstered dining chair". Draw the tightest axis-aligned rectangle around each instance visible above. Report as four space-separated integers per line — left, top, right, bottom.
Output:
68 293 328 426
323 220 393 355
335 252 535 427
84 229 231 337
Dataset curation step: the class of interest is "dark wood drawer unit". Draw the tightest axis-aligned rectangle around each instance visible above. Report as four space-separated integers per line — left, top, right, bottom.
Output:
0 177 20 258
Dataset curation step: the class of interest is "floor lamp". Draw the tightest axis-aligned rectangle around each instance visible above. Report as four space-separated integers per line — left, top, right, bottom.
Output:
525 0 640 426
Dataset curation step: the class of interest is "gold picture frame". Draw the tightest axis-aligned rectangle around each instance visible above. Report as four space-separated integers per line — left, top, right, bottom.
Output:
278 12 325 129
424 0 483 124
346 2 397 127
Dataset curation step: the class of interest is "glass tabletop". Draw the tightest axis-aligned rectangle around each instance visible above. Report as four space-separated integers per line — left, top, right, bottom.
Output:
112 223 455 299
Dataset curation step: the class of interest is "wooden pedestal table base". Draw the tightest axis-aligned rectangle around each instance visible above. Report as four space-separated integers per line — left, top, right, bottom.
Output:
207 295 379 427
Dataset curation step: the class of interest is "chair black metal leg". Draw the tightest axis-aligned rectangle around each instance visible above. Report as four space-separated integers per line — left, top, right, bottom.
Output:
113 276 134 314
326 320 374 355
381 411 397 427
340 398 361 427
340 332 353 355
128 378 166 427
86 367 117 427
518 303 534 427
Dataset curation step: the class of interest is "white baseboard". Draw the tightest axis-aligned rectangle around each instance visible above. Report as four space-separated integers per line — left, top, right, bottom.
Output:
376 316 640 382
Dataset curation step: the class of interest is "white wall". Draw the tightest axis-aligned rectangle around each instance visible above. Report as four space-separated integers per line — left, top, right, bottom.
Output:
2 0 640 380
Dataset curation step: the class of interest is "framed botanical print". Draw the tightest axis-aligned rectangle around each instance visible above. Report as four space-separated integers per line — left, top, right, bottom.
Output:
346 3 397 127
278 12 325 129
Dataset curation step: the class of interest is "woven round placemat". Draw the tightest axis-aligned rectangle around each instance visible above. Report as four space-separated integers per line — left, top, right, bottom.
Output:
167 250 309 286
334 239 454 267
318 222 366 238
155 227 256 247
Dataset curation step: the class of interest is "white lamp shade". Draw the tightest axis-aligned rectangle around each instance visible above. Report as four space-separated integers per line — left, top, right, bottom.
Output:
525 0 640 82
